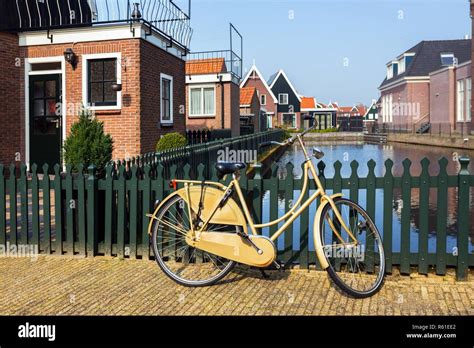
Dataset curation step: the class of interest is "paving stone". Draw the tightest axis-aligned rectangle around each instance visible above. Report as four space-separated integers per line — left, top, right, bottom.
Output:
0 256 472 315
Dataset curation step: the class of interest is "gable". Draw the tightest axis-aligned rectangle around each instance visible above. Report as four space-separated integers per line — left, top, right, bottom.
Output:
240 65 278 103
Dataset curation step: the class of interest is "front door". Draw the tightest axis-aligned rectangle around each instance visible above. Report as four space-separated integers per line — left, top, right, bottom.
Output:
29 74 62 169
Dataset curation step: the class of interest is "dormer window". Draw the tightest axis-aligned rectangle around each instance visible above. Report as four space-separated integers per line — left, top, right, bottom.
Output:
441 53 456 66
398 58 405 74
387 65 393 79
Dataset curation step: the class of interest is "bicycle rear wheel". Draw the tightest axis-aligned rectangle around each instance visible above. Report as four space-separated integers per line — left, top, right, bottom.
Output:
151 194 237 287
319 198 385 298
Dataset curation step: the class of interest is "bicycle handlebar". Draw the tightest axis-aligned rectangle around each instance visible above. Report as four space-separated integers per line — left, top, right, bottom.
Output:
259 125 316 149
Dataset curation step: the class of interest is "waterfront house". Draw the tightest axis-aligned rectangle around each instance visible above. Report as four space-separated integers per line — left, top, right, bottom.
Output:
240 64 278 129
300 97 337 130
185 25 243 137
337 105 364 131
185 57 241 137
268 69 302 129
363 99 379 133
378 39 472 134
239 86 265 134
0 0 192 168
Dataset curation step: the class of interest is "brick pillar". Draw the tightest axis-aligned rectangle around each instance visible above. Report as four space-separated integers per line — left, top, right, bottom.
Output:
0 32 22 165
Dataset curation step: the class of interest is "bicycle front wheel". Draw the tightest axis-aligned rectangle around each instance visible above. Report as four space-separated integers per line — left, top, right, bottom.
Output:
319 198 385 298
151 194 237 287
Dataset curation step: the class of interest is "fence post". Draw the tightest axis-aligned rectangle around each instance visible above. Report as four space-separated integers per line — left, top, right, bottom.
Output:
456 156 470 280
86 165 98 256
383 159 394 273
400 159 412 274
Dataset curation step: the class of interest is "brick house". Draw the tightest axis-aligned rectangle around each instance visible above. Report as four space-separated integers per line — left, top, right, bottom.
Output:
378 39 472 133
0 0 191 169
185 57 241 136
336 105 365 132
300 97 337 130
240 64 278 129
268 69 302 129
239 86 265 134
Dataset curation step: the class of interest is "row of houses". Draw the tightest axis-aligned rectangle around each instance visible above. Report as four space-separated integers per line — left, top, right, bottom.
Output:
185 61 378 135
376 2 474 134
0 0 377 170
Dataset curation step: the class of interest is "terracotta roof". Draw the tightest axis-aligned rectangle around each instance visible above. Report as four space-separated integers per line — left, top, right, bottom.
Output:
240 87 257 105
339 106 353 113
301 97 316 109
186 58 227 75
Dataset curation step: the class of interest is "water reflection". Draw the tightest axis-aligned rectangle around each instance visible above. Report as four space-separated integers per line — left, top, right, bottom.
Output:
260 141 474 254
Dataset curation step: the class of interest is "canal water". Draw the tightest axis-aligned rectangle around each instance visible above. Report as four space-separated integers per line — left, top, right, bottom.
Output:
259 141 474 254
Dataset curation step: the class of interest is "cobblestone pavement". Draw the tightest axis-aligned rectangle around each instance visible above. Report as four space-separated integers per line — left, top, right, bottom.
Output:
0 256 472 315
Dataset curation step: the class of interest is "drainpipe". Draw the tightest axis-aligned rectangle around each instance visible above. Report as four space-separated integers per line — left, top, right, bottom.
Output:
219 74 225 129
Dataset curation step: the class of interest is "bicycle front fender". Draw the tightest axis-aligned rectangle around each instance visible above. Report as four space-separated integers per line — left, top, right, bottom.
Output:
313 193 344 270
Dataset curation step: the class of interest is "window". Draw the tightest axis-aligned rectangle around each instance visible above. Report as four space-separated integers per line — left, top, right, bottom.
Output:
441 53 455 66
189 86 215 116
467 78 472 121
278 93 289 105
160 74 173 124
457 80 465 122
282 113 296 128
398 58 405 74
88 58 117 106
387 65 393 79
260 94 266 106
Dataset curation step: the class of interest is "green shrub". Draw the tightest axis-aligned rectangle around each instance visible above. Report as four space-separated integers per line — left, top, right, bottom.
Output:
63 108 114 176
156 132 187 152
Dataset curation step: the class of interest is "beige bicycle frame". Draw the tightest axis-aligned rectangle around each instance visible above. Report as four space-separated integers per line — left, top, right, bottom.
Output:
173 134 358 245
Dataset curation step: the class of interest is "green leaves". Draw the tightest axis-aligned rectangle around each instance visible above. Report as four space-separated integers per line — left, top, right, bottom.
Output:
156 132 187 152
63 108 114 176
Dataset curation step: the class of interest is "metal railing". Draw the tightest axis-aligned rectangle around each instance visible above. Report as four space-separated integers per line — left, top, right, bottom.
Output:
0 0 193 50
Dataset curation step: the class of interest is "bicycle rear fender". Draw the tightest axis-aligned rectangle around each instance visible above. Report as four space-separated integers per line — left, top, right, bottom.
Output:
313 193 343 270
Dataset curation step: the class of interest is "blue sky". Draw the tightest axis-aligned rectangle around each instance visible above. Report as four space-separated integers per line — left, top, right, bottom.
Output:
185 0 471 106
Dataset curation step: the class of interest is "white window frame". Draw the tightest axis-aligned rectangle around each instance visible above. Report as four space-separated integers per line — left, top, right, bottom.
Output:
466 78 472 121
260 94 266 106
160 73 174 124
282 113 296 128
441 53 455 66
188 84 216 117
457 79 465 122
387 65 393 79
278 93 289 105
82 52 122 111
398 58 405 74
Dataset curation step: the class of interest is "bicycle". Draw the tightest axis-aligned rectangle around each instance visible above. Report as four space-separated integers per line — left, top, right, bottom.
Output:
147 127 385 298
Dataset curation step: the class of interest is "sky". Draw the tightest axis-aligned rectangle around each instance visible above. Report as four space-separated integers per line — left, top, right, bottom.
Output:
181 0 471 106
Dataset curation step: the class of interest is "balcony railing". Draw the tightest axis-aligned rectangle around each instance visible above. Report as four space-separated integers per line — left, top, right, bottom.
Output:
185 23 243 80
0 0 193 50
186 50 242 80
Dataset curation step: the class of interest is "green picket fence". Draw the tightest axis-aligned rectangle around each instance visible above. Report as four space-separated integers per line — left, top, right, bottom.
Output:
0 155 472 280
113 129 284 178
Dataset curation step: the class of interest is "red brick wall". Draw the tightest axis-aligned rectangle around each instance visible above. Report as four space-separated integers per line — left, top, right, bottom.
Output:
0 33 21 166
380 81 429 127
139 40 186 154
15 37 185 162
241 75 277 115
240 92 261 132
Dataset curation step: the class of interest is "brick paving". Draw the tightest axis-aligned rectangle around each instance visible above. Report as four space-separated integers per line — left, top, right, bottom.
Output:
0 256 472 315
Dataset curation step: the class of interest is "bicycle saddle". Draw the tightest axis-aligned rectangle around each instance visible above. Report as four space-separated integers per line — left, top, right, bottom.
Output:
215 162 246 176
